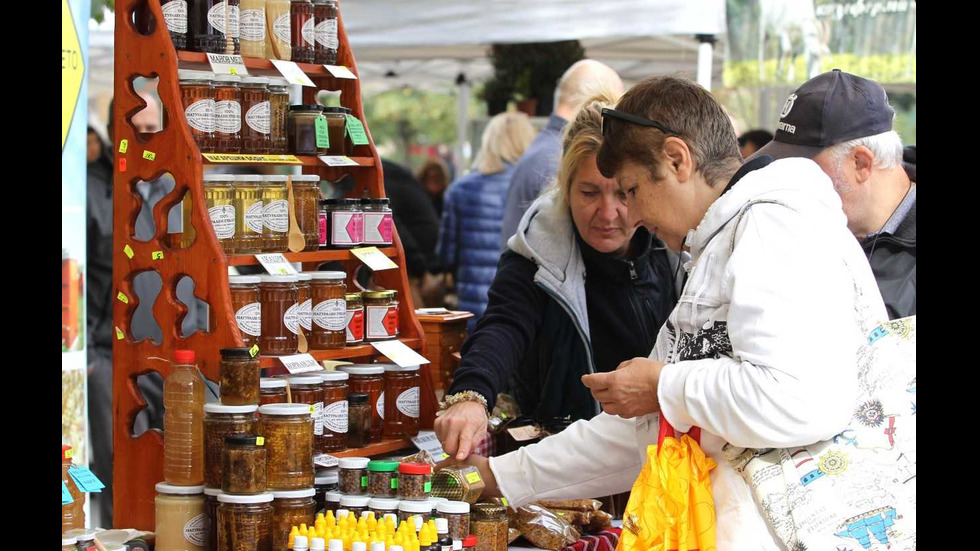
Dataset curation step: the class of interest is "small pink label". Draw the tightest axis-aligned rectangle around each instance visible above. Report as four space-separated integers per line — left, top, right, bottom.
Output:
318 213 327 246
353 212 365 244
364 212 393 245
379 213 393 243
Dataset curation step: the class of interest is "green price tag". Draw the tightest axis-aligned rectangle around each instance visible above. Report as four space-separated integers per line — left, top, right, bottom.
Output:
315 114 330 149
361 475 368 488
391 478 398 490
424 481 432 493
346 115 370 146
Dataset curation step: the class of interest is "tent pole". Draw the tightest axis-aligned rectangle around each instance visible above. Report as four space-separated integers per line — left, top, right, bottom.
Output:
455 72 470 177
696 34 716 91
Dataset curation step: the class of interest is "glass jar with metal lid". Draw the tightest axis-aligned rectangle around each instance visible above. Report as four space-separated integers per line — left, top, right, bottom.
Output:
338 365 385 442
178 70 215 153
240 76 272 154
361 198 393 246
261 175 289 252
291 175 321 249
345 292 364 344
268 78 290 154
322 106 349 156
272 488 316 551
203 404 259 489
260 377 288 405
364 290 399 341
216 492 274 551
318 371 348 453
155 483 208 551
382 364 420 439
219 347 261 405
313 0 339 64
322 198 363 248
309 271 346 350
233 175 265 254
259 274 299 355
204 174 237 254
288 105 324 156
296 272 313 340
290 0 315 63
222 434 268 494
213 74 243 153
259 403 315 489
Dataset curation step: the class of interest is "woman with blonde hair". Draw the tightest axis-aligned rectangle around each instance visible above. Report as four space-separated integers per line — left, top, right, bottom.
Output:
435 94 681 461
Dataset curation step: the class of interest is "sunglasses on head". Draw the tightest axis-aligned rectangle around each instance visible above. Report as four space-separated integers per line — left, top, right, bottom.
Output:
600 108 680 139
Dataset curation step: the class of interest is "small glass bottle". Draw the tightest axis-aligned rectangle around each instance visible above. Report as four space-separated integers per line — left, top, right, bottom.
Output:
397 462 432 501
286 375 324 440
363 290 399 342
219 347 261 405
322 198 363 248
346 394 372 449
216 493 274 551
367 460 400 498
189 0 225 53
204 174 237 255
471 504 509 551
179 70 215 153
288 105 324 156
268 78 291 154
229 274 261 349
233 175 265 254
213 74 243 153
222 434 268 494
290 0 315 63
313 0 339 65
261 175 290 252
265 0 291 60
322 107 349 156
240 77 272 154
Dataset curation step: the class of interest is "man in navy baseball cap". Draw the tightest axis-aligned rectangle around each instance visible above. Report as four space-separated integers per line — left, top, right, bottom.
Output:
754 69 915 319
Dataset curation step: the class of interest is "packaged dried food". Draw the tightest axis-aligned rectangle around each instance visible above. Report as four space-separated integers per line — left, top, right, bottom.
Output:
586 509 612 533
397 462 431 501
436 501 470 540
507 528 521 544
400 450 438 470
260 377 288 405
204 487 223 551
228 275 261 346
382 364 420 439
431 465 485 504
205 174 237 255
204 404 259 489
367 460 400 498
369 497 400 519
222 434 267 494
314 470 339 513
317 371 349 452
219 348 261 405
216 492 274 551
547 509 591 529
338 457 369 495
533 499 602 513
155 483 208 551
259 403 315 490
399 500 433 532
340 494 372 519
273 488 316 551
514 505 579 551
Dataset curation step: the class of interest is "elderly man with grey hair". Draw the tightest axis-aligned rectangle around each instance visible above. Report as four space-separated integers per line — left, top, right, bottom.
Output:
752 69 915 319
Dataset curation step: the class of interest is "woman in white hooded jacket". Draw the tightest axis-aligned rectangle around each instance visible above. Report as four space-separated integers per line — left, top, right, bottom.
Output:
453 76 893 550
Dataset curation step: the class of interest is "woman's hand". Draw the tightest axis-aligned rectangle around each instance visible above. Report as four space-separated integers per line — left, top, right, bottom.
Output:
434 400 489 460
581 357 664 418
434 454 501 499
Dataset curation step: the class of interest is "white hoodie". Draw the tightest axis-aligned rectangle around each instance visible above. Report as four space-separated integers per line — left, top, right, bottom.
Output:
489 158 888 550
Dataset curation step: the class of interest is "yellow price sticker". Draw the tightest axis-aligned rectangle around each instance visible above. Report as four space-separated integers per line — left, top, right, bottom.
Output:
279 267 289 275
465 471 482 484
116 291 129 304
441 453 449 460
310 405 316 414
229 67 239 75
501 497 508 506
123 244 134 259
115 327 125 340
249 344 260 357
256 436 265 446
65 448 74 459
152 251 165 260
143 150 156 161
118 139 128 154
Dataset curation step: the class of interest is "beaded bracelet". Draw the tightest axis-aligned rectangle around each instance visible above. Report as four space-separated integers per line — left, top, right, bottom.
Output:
437 390 490 415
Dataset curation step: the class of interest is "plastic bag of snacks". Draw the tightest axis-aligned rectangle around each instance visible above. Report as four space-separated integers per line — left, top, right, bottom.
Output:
488 394 521 434
535 499 603 512
507 528 521 544
515 504 580 550
401 449 439 468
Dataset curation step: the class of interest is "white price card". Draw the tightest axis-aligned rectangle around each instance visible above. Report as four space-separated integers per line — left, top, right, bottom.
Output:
324 65 358 79
206 53 249 76
255 253 298 275
270 59 316 87
279 353 322 374
507 425 542 442
411 431 449 461
415 308 453 315
351 246 398 271
371 339 430 367
319 155 360 167
314 454 340 468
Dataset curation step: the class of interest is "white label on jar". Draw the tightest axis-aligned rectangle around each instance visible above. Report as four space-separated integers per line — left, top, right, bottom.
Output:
313 298 346 330
246 100 271 134
324 399 349 433
331 211 356 245
228 5 240 37
366 305 396 339
263 199 289 232
300 298 312 331
363 212 393 245
207 1 239 36
313 401 324 435
215 100 242 133
235 302 261 336
245 201 264 234
301 17 315 46
185 99 215 133
396 387 420 418
316 18 338 49
274 12 291 43
284 302 301 335
208 204 236 239
162 0 188 34
376 390 385 419
184 513 209 547
240 8 265 41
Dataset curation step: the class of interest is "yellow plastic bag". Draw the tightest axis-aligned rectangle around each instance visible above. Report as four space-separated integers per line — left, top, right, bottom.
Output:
617 419 717 551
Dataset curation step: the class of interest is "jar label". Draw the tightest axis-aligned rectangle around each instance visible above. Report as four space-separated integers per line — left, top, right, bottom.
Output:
318 213 328 246
300 298 312 331
366 305 398 339
377 390 385 420
207 1 239 37
240 8 265 41
331 211 358 245
396 387 420 418
313 298 346 330
274 12 291 43
185 99 215 133
313 401 324 435
284 302 301 335
264 199 289 232
246 100 271 134
162 0 188 34
215 100 242 133
208 204 236 239
302 17 315 47
346 306 364 343
324 399 349 433
184 513 209 547
315 18 338 49
236 302 262 336
363 212 393 245
245 200 265 234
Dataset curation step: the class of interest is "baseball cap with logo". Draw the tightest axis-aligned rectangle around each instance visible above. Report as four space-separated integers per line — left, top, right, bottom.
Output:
752 69 895 160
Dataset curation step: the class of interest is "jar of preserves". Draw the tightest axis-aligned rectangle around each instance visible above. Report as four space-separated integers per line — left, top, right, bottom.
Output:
382 364 420 439
265 0 291 60
369 497 399 520
471 504 508 551
338 457 369 495
179 70 215 153
397 462 431 501
204 404 259 489
156 483 208 551
62 536 77 551
239 0 265 57
268 78 290 154
287 105 324 156
325 490 342 514
340 495 372 519
204 174 237 254
189 0 225 53
233 175 264 254
314 470 339 513
296 272 313 340
261 175 289 252
68 530 99 551
216 493 274 551
367 460 399 498
229 275 261 348
219 347 261 405
364 290 399 342
62 446 86 533
347 393 372 448
204 487 223 551
313 0 338 65
290 0 315 63
338 365 385 442
259 403 315 490
399 500 433 533
272 488 316 551
259 274 299 356
222 434 268 494
240 77 271 154
292 175 321 250
213 74 242 153
286 375 323 439
322 107 349 156
436 501 470 541
160 0 188 49
309 271 346 350
260 377 288 405
345 292 364 344
322 198 363 248
361 198 393 246
317 370 349 452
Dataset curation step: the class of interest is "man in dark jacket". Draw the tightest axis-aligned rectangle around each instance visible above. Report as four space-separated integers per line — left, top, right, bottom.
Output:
381 158 441 278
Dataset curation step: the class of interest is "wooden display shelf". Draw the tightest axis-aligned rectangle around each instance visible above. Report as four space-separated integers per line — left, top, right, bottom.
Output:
202 155 376 167
330 439 415 459
177 50 355 78
259 338 423 370
227 247 397 266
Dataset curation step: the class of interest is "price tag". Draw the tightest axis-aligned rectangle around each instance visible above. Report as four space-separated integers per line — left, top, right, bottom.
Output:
345 115 370 145
116 291 129 304
279 353 322 374
501 497 509 506
415 308 453 315
424 481 432 493
390 478 398 490
115 327 125 340
315 115 330 149
142 150 156 161
118 139 128 154
62 482 74 505
206 52 249 76
371 340 430 367
318 156 358 167
351 246 398 271
256 436 265 446
411 431 447 460
314 454 340 468
465 471 482 484
324 65 358 79
123 244 135 259
249 344 260 357
255 253 299 275
507 425 541 442
271 59 315 87
68 465 106 492
151 251 165 260
203 153 303 164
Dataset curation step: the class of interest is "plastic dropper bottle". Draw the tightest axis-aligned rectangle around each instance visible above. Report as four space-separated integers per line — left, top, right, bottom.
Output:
294 535 310 551
371 541 386 551
311 537 327 551
328 538 345 551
